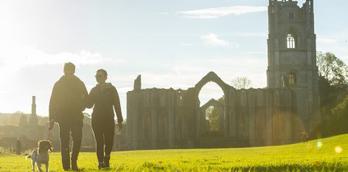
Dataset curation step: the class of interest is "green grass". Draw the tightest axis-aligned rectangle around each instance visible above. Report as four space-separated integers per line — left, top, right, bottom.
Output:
1 134 348 172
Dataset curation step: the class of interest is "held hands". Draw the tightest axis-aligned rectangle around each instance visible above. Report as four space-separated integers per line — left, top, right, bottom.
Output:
48 120 55 130
117 120 123 130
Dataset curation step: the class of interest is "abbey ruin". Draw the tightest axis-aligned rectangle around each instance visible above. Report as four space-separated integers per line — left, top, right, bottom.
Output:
126 0 320 149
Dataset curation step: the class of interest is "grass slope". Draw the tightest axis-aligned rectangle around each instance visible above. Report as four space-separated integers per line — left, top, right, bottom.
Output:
0 134 347 172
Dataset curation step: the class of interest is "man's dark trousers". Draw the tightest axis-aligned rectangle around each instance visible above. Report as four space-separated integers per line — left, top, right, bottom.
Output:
92 119 115 163
59 119 83 170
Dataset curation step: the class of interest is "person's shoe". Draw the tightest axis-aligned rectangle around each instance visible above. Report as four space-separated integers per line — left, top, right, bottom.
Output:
104 155 110 168
98 162 104 169
62 164 70 171
104 161 110 168
62 158 71 171
71 160 79 171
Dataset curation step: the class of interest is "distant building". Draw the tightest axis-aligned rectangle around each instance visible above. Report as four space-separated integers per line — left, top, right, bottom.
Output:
28 96 38 126
0 96 103 152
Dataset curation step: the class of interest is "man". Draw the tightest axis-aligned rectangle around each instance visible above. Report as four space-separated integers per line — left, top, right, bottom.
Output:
87 69 123 169
49 62 88 171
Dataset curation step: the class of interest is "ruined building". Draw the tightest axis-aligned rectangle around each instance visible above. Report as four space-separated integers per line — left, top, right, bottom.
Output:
126 0 320 149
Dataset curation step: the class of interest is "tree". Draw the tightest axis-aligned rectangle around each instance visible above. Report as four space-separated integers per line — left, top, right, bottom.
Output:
331 95 348 132
317 52 348 86
18 114 28 127
206 106 220 132
317 52 348 107
316 52 348 137
231 77 252 89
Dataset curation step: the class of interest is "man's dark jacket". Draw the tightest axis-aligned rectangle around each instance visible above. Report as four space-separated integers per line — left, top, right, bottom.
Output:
49 75 88 123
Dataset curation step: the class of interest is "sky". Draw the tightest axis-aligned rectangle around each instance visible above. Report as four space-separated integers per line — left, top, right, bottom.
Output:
0 0 347 119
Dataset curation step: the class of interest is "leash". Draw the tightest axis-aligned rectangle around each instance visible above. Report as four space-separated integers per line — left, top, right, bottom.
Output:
47 123 53 140
47 130 52 140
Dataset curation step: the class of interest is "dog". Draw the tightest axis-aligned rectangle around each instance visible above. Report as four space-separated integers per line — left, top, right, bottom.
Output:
27 140 53 172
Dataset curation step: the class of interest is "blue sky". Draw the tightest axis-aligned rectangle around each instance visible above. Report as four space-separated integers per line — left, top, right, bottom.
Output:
0 0 347 118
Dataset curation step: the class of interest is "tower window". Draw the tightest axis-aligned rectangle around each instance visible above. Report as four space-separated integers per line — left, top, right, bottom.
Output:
287 34 296 49
289 12 294 20
288 72 296 87
281 75 286 88
282 72 297 88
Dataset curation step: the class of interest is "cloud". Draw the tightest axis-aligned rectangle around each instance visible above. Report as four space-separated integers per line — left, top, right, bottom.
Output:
201 33 238 48
0 44 126 71
0 44 126 101
0 44 129 116
178 5 267 19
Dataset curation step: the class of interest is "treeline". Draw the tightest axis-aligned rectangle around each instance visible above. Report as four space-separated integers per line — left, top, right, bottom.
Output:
0 113 48 126
315 52 348 137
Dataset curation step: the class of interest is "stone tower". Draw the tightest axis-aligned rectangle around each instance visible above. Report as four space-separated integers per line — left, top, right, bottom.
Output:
267 0 320 134
29 96 38 126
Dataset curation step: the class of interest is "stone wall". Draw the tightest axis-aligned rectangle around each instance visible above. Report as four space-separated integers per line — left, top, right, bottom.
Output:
126 72 303 150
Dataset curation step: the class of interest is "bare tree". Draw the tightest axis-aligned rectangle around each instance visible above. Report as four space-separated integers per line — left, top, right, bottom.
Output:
231 77 252 89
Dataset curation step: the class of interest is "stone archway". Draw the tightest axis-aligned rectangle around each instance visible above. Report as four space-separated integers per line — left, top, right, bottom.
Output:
200 99 225 135
193 72 234 142
194 72 231 96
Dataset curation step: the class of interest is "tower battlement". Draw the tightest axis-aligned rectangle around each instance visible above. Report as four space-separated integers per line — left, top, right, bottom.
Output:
269 0 313 7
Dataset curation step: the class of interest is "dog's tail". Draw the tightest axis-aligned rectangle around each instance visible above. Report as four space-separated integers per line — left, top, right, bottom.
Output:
24 153 31 159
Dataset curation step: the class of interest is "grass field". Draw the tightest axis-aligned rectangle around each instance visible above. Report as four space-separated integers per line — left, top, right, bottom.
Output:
0 134 347 172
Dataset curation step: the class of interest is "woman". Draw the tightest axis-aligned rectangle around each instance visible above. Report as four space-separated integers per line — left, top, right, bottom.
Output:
87 69 123 169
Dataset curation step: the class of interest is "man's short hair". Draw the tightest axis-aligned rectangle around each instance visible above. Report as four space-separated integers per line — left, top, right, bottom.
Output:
64 62 75 74
97 69 108 77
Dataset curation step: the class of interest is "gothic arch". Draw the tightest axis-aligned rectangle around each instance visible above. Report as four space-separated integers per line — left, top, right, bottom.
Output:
194 72 233 138
194 71 233 97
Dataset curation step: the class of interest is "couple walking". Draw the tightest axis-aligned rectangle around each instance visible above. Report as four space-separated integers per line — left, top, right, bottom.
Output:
49 62 123 170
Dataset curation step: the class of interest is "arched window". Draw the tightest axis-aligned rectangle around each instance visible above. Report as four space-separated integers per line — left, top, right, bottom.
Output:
288 72 296 87
281 75 286 88
282 72 297 88
287 34 296 49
